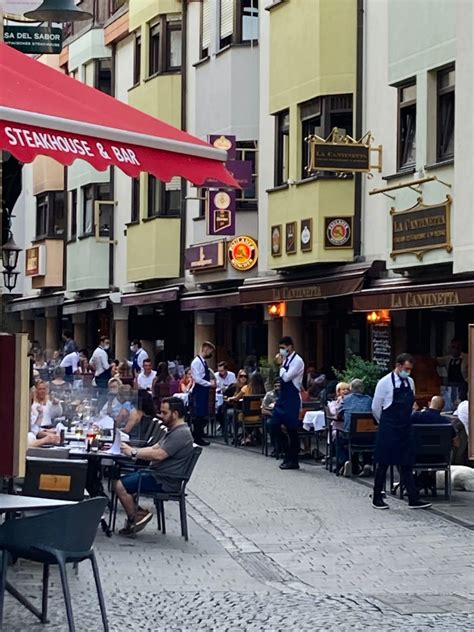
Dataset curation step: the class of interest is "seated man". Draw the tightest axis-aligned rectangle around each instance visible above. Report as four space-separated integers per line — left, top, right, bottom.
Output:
135 358 157 392
338 379 373 477
115 397 194 536
262 379 282 458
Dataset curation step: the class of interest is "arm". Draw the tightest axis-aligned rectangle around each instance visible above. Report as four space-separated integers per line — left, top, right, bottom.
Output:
279 355 304 383
371 379 386 422
122 441 169 463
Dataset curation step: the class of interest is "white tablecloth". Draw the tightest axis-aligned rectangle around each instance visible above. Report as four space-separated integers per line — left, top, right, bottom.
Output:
302 410 326 432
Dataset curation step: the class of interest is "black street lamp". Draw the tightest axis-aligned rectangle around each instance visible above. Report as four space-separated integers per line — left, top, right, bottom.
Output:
2 269 19 293
24 0 93 22
2 234 21 272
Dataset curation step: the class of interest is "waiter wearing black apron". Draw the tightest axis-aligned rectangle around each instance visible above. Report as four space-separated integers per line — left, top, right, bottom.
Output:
437 339 468 405
190 341 216 446
371 353 432 510
272 336 305 470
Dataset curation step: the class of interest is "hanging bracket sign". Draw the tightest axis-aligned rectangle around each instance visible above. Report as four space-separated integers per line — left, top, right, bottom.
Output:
306 128 382 174
4 23 63 55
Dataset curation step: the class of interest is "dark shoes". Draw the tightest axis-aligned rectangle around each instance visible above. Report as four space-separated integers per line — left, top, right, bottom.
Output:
119 509 153 537
372 498 389 510
408 500 432 510
194 438 211 446
279 461 300 470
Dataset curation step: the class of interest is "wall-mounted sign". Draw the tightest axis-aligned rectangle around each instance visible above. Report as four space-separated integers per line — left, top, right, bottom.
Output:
228 236 258 271
391 196 452 261
207 190 236 236
271 225 282 257
300 219 312 252
205 161 252 189
184 241 226 273
4 23 63 55
324 217 353 248
25 245 45 277
371 323 392 372
306 128 382 174
208 134 236 160
285 222 297 254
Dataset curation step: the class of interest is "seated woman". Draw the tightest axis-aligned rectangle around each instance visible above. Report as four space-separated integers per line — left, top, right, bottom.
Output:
229 372 266 445
115 385 137 430
30 381 63 434
100 377 123 419
226 370 250 403
123 389 157 438
49 367 72 400
179 367 194 394
155 361 171 384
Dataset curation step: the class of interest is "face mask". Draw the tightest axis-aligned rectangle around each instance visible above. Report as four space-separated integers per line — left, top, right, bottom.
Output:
103 344 110 351
279 348 289 358
399 369 411 379
130 345 136 352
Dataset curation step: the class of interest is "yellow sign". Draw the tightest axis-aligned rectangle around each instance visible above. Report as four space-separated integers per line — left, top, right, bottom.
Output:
228 236 258 272
39 474 71 493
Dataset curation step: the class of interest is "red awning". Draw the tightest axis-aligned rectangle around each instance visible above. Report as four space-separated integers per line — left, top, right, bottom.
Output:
0 42 237 187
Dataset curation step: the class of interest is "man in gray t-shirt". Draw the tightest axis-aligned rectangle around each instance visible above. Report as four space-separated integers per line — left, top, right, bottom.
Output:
116 397 194 536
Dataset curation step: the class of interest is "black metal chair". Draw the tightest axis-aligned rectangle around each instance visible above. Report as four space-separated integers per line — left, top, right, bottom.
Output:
0 497 108 632
324 407 337 473
233 395 265 452
346 412 378 475
23 458 88 502
394 424 453 500
135 446 203 541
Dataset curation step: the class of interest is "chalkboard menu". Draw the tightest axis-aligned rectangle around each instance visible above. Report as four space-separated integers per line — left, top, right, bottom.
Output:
371 324 392 371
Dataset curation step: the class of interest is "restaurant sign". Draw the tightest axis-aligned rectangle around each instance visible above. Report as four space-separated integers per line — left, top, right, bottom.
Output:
25 245 45 277
353 285 474 312
306 128 382 175
207 190 236 236
4 23 62 55
184 241 226 273
391 196 452 260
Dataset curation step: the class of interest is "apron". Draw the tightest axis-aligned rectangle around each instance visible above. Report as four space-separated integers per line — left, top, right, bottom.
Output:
448 358 467 401
272 353 301 430
132 350 142 374
374 373 415 466
192 356 210 417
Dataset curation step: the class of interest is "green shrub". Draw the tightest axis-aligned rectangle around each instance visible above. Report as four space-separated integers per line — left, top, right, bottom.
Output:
333 355 384 396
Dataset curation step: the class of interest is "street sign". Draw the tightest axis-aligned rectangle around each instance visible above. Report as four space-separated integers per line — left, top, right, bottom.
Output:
4 23 62 54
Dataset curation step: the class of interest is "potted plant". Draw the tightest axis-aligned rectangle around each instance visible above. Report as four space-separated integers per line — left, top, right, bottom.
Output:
333 355 384 396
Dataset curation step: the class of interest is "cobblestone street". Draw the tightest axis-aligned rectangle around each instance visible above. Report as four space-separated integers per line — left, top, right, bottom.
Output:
4 444 474 631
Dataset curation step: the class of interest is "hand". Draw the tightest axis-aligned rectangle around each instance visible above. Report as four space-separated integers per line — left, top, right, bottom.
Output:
412 401 420 411
275 353 283 366
210 379 216 388
121 442 132 456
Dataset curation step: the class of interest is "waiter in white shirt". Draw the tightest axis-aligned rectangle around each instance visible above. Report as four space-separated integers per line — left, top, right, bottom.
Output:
371 353 431 511
89 336 112 393
190 341 216 446
128 339 149 376
60 348 86 385
272 336 305 470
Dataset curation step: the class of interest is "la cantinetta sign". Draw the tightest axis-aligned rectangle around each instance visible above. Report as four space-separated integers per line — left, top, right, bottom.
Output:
306 128 382 175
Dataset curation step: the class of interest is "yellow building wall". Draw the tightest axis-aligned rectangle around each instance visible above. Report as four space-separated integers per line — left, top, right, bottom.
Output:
33 157 64 196
128 74 181 127
268 0 357 270
127 217 181 282
129 0 181 32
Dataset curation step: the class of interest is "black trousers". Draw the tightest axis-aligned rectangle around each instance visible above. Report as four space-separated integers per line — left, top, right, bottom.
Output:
193 416 208 441
373 463 419 502
274 425 300 464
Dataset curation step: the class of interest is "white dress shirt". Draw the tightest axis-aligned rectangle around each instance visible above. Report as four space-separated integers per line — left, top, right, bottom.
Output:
191 355 212 387
89 346 110 377
137 370 157 391
30 399 63 433
127 348 149 370
279 352 305 391
372 372 416 422
60 351 80 373
454 400 469 435
216 370 236 391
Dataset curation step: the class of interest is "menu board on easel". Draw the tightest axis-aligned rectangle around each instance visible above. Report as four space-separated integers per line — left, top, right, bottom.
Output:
371 324 392 371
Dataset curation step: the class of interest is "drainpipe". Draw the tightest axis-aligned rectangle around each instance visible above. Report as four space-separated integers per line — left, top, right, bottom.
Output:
179 0 188 278
353 0 364 259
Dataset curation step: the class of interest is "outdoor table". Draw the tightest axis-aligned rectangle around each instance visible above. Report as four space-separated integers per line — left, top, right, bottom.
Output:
302 410 326 432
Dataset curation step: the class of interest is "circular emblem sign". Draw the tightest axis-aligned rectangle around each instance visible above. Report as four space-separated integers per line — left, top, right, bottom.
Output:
326 219 351 247
228 236 258 271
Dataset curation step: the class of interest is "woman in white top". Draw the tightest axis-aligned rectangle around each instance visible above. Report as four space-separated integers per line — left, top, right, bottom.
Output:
30 381 63 434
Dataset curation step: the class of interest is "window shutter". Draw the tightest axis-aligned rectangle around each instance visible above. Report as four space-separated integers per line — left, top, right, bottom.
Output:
202 0 211 49
166 177 181 191
220 0 234 39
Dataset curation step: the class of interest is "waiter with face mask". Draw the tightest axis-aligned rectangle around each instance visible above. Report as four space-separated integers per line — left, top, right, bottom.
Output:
128 339 149 377
371 353 432 510
272 336 305 470
437 338 468 407
190 341 216 446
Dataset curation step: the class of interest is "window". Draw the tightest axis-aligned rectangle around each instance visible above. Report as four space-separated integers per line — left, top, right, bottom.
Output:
134 34 141 85
35 192 66 239
109 0 126 16
95 59 112 95
398 81 416 170
147 176 181 217
82 183 111 235
236 141 258 210
149 21 161 76
275 110 290 186
219 0 259 48
300 94 353 178
437 66 455 162
201 0 210 58
71 190 77 240
131 178 140 223
148 16 182 76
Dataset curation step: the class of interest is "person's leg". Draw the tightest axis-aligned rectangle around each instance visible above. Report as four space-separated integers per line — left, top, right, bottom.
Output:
336 435 349 473
400 465 420 502
285 427 300 465
114 478 136 519
373 463 389 500
193 416 209 445
115 472 161 533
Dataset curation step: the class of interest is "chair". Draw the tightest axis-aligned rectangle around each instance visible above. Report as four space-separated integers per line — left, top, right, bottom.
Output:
347 413 378 475
324 407 338 473
153 382 171 409
23 458 88 502
135 446 203 541
397 424 453 500
0 497 108 632
233 395 264 452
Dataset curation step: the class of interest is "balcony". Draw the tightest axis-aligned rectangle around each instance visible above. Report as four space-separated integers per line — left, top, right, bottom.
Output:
127 218 180 282
25 240 64 290
66 236 109 292
129 73 181 127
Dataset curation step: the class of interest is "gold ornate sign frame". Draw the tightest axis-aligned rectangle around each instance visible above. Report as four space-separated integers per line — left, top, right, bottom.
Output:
390 195 452 261
306 128 382 175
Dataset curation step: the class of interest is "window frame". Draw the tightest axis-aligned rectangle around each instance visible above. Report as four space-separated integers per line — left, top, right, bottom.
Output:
219 0 259 49
81 183 111 237
35 191 66 240
94 58 112 96
236 141 258 210
147 175 181 218
133 34 141 85
437 65 455 163
274 109 290 187
397 80 417 171
70 190 77 241
200 0 210 59
147 15 182 78
131 178 140 223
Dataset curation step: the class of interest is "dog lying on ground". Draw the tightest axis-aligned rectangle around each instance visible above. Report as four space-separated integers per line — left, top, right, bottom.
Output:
436 466 474 491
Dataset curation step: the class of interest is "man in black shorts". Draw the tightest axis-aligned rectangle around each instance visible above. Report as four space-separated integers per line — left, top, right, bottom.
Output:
115 397 194 536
